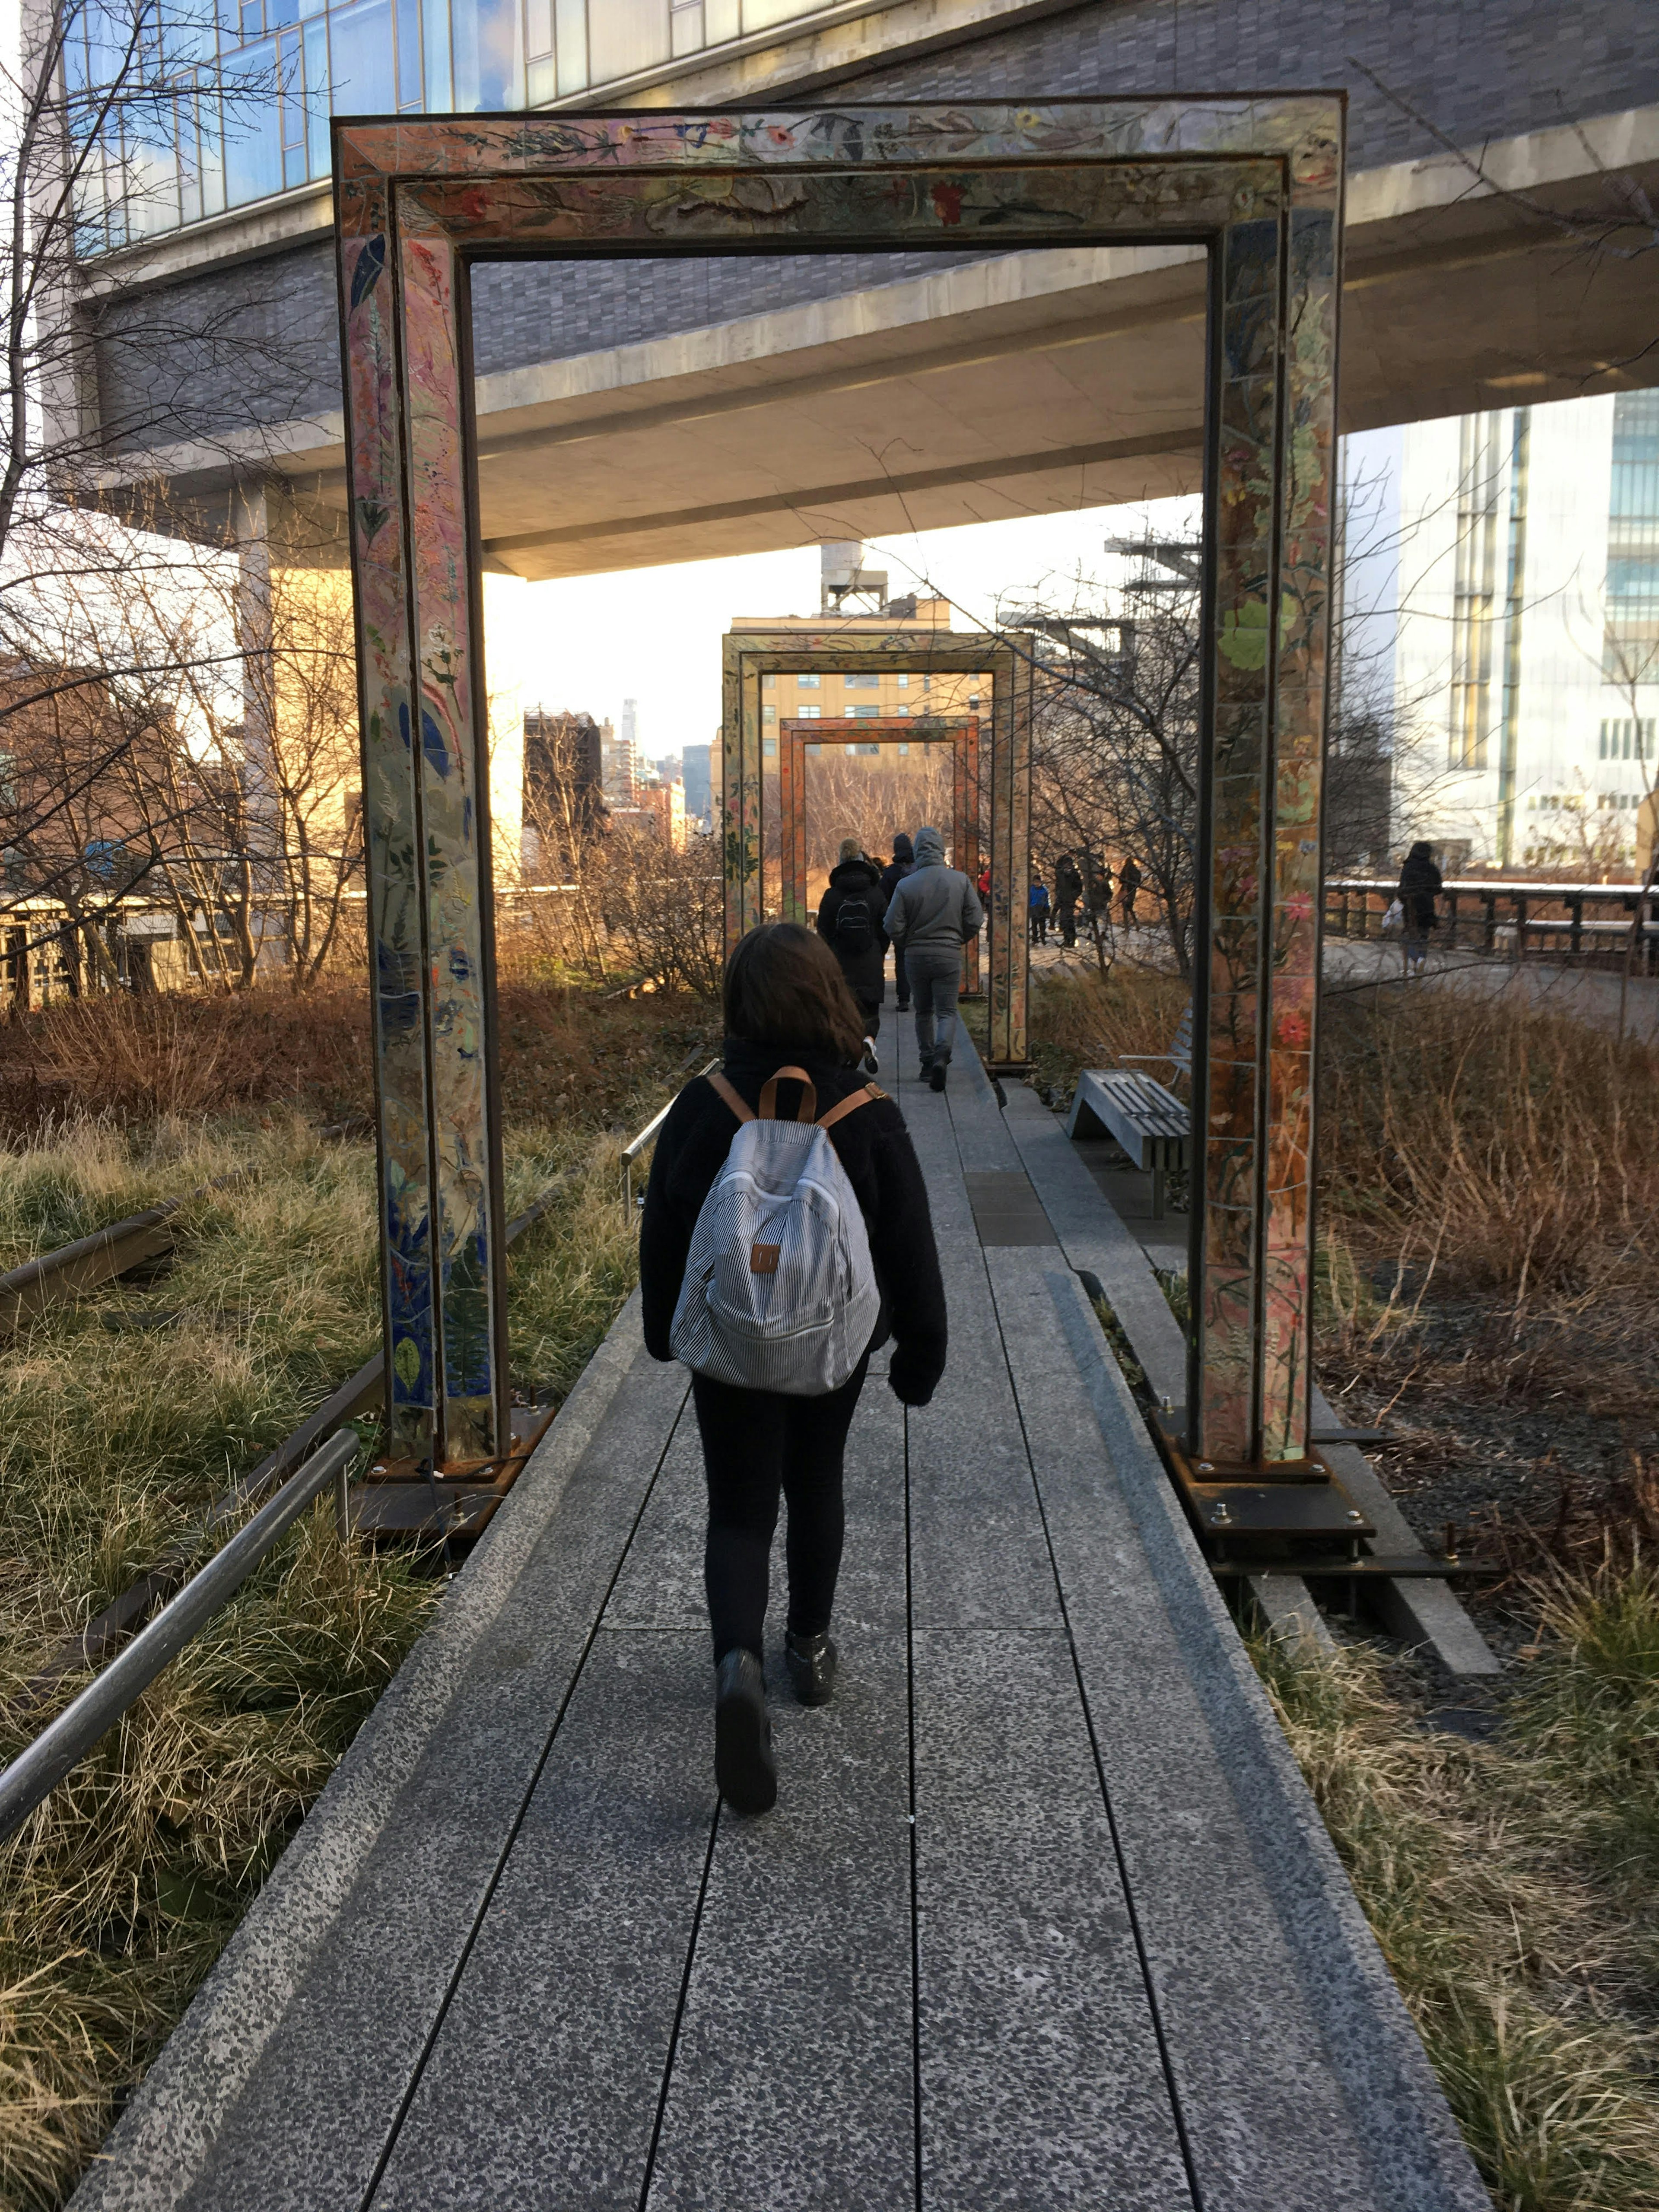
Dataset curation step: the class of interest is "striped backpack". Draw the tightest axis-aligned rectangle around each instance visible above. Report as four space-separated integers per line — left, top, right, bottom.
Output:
669 1065 882 1396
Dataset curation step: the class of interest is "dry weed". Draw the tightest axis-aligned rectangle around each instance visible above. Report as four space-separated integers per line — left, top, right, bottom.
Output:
1260 1604 1659 2212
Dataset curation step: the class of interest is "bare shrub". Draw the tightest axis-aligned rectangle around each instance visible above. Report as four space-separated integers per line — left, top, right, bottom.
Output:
601 831 723 999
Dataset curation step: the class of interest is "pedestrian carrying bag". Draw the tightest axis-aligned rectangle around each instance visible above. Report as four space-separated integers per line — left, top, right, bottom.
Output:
670 1067 882 1395
1381 897 1404 934
834 896 874 953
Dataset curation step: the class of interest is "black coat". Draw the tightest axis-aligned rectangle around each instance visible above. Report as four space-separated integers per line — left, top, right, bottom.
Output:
816 859 888 995
1053 856 1083 909
880 841 915 906
1398 851 1443 931
639 1038 948 1405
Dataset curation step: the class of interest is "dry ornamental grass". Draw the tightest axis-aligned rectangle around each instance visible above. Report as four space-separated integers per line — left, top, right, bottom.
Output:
0 984 707 2209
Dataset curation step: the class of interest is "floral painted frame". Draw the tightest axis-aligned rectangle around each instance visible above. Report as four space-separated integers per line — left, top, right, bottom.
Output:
333 95 1343 1471
778 714 980 989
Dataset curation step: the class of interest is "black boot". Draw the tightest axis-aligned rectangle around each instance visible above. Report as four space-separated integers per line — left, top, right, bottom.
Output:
929 1062 947 1093
714 1648 777 1813
784 1629 838 1707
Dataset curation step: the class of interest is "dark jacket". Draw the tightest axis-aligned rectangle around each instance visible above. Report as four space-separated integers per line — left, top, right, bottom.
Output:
1054 855 1082 909
816 858 888 995
879 834 915 906
1398 844 1443 930
884 826 984 955
639 1037 948 1406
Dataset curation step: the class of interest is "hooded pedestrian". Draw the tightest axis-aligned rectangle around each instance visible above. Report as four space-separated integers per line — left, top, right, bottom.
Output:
1118 855 1141 928
816 837 887 1071
1053 853 1082 948
639 923 947 1813
882 824 984 1092
1398 841 1443 977
880 833 916 1011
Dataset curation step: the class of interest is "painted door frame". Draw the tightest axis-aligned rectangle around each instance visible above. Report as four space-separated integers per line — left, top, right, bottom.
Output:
333 96 1344 1469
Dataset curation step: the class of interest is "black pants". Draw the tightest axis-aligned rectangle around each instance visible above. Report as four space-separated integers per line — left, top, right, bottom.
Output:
893 944 909 1008
1056 904 1076 947
693 1354 869 1663
855 989 881 1039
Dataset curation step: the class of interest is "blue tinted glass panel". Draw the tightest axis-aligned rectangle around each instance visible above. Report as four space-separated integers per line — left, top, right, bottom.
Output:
223 41 282 203
467 0 519 105
422 0 451 105
329 0 394 114
303 16 330 170
396 0 421 105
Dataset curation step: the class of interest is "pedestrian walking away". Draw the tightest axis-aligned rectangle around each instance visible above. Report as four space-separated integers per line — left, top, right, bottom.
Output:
883 823 984 1093
879 832 916 1011
1118 855 1141 929
640 922 947 1815
1053 852 1082 949
817 836 887 1071
1028 872 1051 945
1398 839 1443 977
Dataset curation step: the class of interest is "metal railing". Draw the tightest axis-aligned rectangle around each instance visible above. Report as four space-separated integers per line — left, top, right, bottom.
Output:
621 1059 718 1218
0 1429 360 1846
1325 878 1658 971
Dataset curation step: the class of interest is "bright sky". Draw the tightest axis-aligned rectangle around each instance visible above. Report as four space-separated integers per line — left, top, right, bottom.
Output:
489 496 1199 771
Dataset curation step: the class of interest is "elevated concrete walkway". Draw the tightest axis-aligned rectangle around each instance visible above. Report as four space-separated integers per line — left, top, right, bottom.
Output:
73 1027 1487 2212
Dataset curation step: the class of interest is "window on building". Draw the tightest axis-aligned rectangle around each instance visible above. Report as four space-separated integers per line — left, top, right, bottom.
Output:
894 706 909 717
761 705 775 724
1607 390 1659 686
846 706 880 719
762 737 776 756
1449 411 1502 771
795 673 820 690
896 673 909 689
797 706 820 720
844 672 879 690
762 674 776 691
851 742 880 754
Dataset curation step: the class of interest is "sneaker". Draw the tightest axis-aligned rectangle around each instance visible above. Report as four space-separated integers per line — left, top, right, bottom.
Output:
784 1629 837 1707
929 1062 947 1093
862 1037 880 1075
714 1649 777 1814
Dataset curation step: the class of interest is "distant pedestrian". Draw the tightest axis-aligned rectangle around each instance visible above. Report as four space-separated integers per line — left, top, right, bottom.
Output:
1054 853 1082 948
976 862 991 901
817 837 887 1071
880 833 916 1011
884 824 984 1093
639 922 947 1814
1029 873 1051 945
1118 856 1142 929
1397 841 1442 977
1081 852 1112 951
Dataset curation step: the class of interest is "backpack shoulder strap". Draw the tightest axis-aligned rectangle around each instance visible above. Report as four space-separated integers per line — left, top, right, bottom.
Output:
758 1066 817 1122
706 1071 754 1124
817 1081 884 1131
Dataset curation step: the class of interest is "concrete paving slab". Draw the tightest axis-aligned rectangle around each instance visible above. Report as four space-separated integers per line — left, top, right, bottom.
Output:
70 1310 689 2212
372 1628 715 2212
901 1084 1061 1632
912 1627 1194 2212
645 1398 912 2211
991 1250 1489 2212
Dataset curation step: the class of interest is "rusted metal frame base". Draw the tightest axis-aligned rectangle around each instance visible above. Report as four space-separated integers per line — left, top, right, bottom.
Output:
352 1401 558 1542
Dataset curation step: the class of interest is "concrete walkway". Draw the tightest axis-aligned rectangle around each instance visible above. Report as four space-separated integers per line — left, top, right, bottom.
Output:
1323 936 1659 1044
73 1027 1487 2212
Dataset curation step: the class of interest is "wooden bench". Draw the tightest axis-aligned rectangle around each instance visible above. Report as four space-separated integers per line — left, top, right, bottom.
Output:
1064 1002 1192 1220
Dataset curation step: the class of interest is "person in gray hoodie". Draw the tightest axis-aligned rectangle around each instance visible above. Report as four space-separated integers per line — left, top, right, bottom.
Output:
881 824 983 1091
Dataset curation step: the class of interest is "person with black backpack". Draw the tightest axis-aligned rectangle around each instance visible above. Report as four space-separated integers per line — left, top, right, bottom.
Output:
640 922 947 1815
816 836 887 1073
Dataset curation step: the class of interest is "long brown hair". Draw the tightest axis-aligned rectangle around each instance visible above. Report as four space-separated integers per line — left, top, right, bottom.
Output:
723 922 866 1063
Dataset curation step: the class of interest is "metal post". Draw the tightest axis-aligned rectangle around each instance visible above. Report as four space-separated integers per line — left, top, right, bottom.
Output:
338 197 510 1469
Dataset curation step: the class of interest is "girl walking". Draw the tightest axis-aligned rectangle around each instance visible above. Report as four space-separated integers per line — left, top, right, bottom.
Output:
640 923 947 1813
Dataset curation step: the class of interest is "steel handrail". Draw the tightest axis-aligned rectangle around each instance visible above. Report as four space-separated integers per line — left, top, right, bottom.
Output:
621 1060 718 1217
0 1428 361 1845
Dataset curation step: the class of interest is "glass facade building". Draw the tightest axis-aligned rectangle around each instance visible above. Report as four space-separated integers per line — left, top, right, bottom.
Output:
70 0 843 247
